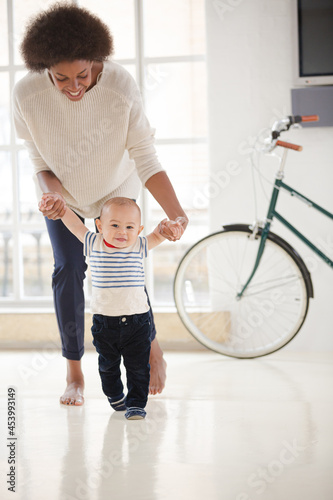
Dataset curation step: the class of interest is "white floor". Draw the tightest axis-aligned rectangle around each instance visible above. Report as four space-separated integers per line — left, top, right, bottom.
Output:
0 349 332 500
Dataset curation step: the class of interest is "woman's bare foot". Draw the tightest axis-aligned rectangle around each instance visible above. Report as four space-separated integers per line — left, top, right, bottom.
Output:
60 359 85 406
149 338 167 395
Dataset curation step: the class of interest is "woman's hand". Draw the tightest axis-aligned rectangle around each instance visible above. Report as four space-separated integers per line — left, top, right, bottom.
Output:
38 192 66 220
158 216 188 242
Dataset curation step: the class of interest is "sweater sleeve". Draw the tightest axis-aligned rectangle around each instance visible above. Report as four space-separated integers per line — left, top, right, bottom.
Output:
23 140 52 174
12 87 51 174
125 86 165 186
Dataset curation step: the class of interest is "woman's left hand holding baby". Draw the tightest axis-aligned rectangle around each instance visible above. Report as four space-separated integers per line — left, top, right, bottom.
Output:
158 217 187 241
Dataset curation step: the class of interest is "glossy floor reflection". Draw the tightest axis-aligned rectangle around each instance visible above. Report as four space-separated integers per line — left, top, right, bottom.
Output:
0 350 332 500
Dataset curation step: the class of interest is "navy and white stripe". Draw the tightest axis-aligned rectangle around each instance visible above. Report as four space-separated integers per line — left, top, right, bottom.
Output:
84 232 148 289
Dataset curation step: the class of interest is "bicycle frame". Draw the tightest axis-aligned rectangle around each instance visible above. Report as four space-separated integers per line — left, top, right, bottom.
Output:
237 149 333 298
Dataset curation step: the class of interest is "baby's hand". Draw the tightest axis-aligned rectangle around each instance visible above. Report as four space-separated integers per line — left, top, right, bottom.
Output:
39 193 56 210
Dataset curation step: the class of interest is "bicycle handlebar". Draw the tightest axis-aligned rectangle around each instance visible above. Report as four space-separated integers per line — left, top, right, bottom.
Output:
268 114 319 152
276 140 303 152
272 115 319 135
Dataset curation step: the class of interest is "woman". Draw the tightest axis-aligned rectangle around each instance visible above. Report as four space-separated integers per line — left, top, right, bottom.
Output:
13 4 188 405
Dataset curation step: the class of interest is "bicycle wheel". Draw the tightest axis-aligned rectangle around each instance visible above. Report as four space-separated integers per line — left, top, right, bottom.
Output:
174 224 312 358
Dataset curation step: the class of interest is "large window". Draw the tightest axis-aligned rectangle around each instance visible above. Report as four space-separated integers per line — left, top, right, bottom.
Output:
0 0 208 310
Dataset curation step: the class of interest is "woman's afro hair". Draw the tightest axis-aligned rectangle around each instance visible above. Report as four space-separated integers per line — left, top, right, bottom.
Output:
20 2 114 72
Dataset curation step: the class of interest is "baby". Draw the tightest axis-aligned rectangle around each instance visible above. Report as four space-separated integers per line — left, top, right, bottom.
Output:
40 194 182 419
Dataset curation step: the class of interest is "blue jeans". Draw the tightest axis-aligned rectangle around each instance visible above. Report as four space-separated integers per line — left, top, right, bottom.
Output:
92 312 151 408
45 216 156 360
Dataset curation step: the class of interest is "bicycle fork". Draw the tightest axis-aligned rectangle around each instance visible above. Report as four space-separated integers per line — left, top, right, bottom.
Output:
237 153 287 299
236 223 270 300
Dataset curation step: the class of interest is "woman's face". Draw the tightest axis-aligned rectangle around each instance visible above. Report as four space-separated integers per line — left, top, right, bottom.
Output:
48 60 95 101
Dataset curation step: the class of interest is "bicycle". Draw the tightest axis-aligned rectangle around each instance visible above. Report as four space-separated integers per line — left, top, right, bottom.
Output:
174 115 333 358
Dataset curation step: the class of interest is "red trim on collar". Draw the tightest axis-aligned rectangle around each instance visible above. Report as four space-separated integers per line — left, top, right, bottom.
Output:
103 239 118 248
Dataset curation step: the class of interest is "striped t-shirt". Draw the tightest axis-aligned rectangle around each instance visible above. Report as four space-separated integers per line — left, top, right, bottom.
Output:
84 231 149 316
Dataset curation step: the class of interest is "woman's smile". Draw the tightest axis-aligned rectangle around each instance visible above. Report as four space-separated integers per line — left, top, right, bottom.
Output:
63 87 86 100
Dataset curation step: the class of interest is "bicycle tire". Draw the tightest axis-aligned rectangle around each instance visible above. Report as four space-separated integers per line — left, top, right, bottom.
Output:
174 224 312 358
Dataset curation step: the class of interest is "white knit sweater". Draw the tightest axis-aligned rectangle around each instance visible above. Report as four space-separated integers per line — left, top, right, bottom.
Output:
13 60 164 218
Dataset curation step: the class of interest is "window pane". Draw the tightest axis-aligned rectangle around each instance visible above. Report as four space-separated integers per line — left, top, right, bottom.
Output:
0 152 12 224
148 143 209 234
79 0 135 59
145 143 209 305
0 72 10 145
0 231 13 298
0 1 9 65
152 239 188 304
13 0 56 65
19 149 41 224
144 0 206 57
22 231 53 296
145 62 207 139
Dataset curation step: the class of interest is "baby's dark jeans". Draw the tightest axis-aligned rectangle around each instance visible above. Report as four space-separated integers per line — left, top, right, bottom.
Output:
91 311 151 409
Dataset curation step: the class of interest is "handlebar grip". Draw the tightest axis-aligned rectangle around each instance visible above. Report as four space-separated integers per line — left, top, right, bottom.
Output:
301 115 319 122
276 140 303 152
290 115 319 124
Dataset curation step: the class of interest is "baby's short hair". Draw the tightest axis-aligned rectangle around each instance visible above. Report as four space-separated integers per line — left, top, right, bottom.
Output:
100 197 141 219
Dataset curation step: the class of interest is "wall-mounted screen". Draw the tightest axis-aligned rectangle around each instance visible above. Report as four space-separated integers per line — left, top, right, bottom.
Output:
295 0 333 86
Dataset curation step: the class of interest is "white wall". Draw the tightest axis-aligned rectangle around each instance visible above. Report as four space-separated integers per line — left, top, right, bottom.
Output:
205 0 333 350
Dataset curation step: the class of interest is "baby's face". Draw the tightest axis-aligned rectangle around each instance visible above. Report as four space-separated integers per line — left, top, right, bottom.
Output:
98 204 143 248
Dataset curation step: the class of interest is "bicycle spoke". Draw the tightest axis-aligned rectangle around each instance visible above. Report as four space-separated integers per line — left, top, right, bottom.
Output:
242 276 302 297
